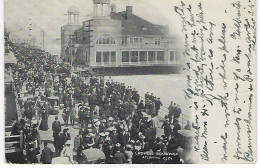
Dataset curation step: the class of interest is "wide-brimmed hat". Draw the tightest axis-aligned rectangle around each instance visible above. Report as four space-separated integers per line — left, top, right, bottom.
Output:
89 133 95 137
130 140 135 144
112 128 117 131
101 119 106 123
95 121 101 126
108 117 114 121
63 128 69 132
140 135 145 139
105 132 110 136
112 121 117 125
99 132 105 137
65 140 72 145
126 144 133 149
87 129 93 133
93 119 98 123
87 142 94 147
134 145 141 151
115 143 121 147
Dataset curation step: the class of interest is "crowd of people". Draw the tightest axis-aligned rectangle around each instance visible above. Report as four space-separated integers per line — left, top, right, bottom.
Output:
7 43 192 164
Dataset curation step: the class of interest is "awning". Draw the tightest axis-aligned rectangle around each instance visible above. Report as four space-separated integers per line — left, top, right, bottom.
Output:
5 73 12 83
5 51 17 64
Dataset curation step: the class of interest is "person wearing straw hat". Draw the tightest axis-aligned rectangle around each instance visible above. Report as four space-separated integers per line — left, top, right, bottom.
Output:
110 128 118 145
60 140 74 163
86 141 95 149
99 119 106 132
104 131 111 142
125 144 133 163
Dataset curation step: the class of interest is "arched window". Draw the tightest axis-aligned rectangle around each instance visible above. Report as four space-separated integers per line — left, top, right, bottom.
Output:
96 34 116 45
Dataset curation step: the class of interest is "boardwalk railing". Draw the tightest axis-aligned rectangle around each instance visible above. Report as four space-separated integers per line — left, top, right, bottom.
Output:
5 69 24 154
5 126 23 154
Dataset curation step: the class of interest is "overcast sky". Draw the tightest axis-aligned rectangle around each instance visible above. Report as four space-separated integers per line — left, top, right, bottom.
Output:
4 0 231 54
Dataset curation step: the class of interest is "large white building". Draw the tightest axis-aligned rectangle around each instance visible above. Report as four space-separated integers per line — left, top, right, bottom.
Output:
61 0 183 72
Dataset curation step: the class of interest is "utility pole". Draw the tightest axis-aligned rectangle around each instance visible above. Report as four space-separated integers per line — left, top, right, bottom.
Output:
41 29 45 50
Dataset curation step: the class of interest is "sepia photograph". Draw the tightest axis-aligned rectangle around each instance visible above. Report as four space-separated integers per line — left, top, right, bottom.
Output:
4 0 193 164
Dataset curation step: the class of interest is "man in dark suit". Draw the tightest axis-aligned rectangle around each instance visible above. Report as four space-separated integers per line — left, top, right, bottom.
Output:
52 116 61 155
155 97 163 116
40 142 54 164
114 148 126 164
168 102 175 124
57 130 67 156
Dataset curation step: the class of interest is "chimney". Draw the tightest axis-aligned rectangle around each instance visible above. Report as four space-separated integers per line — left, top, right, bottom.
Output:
126 6 132 20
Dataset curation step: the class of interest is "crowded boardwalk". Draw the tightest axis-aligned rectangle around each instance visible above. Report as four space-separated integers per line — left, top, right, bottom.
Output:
5 42 192 164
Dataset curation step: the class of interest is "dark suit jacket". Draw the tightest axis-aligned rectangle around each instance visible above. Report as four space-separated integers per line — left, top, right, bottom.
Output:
40 147 53 164
58 133 67 149
52 121 61 133
114 151 126 164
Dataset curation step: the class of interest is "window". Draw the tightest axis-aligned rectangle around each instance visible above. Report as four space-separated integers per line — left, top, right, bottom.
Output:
122 36 127 45
85 51 88 62
155 38 161 45
111 52 116 62
96 52 101 63
96 34 116 44
110 38 115 44
170 51 175 61
139 51 147 61
175 51 181 63
129 38 133 44
98 37 102 44
103 52 109 63
157 51 165 61
134 38 139 43
131 51 138 62
148 51 156 61
122 51 130 62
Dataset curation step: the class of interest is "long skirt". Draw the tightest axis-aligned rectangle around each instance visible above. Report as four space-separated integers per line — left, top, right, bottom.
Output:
39 119 49 131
